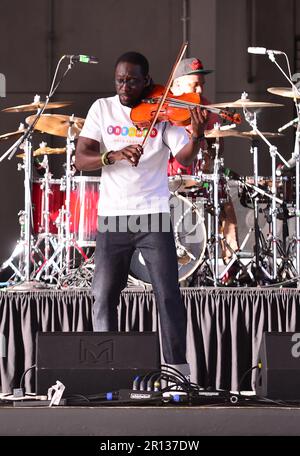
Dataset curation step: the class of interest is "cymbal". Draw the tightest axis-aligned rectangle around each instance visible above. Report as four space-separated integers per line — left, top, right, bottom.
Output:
204 129 244 138
210 98 283 108
17 146 66 158
267 87 300 99
2 101 72 113
240 130 284 139
0 128 26 141
25 114 85 138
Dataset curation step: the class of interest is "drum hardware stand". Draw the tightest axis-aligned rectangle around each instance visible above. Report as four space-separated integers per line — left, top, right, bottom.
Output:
204 127 235 286
243 108 289 283
293 124 300 279
0 132 48 290
30 154 63 282
279 122 300 283
260 48 300 283
249 137 272 283
61 117 76 274
35 120 89 285
193 131 235 286
0 242 26 282
199 132 222 286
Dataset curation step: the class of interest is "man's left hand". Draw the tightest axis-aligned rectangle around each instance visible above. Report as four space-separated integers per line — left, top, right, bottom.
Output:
189 106 208 138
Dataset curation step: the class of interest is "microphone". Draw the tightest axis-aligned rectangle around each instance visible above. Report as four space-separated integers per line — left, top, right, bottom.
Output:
276 156 297 176
278 117 298 132
247 47 284 55
65 54 99 64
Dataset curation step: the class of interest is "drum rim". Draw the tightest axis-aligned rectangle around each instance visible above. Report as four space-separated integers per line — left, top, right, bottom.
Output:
32 178 62 184
72 175 101 182
174 194 207 281
168 174 202 183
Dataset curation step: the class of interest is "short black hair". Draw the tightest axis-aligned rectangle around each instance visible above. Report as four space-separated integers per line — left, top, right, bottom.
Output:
115 52 149 77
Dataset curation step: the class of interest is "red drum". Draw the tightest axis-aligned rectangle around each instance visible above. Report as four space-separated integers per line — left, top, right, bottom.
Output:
32 179 65 234
69 176 100 246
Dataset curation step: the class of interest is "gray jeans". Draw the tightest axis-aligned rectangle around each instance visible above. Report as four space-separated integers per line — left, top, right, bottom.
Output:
91 213 187 365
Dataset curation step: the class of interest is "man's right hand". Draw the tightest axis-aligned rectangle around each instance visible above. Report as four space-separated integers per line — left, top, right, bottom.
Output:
75 137 143 171
110 144 143 167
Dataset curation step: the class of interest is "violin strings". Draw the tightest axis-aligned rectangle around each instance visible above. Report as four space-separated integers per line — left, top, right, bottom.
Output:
144 96 238 122
165 97 222 116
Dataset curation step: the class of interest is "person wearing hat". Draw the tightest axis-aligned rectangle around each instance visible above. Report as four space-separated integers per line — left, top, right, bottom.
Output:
169 57 240 283
169 58 217 175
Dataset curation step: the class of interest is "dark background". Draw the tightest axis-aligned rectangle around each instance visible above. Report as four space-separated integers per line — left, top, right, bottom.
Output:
0 0 298 264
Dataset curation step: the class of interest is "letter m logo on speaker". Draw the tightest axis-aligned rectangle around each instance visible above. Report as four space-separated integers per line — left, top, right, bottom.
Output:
79 338 114 364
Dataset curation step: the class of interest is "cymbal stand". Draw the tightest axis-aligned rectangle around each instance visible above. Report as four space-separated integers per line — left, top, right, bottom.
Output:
20 137 33 283
243 108 289 281
211 135 221 285
64 116 76 273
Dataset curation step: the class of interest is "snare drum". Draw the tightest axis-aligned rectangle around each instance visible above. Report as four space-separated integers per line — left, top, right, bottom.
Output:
32 178 65 234
69 176 100 246
168 174 209 199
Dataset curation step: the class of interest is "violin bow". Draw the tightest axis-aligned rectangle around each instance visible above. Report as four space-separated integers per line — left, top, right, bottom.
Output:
141 41 188 148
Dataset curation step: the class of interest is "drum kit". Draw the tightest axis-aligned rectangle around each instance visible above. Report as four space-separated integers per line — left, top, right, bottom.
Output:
0 83 300 288
0 97 100 288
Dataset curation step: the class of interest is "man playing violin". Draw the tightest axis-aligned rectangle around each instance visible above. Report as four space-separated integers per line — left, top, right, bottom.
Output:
75 51 207 378
170 58 240 279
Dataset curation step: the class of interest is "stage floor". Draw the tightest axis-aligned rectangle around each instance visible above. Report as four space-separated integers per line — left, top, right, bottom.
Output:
0 398 300 436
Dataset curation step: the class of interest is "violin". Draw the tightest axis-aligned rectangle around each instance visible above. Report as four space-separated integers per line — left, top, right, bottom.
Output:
130 84 241 129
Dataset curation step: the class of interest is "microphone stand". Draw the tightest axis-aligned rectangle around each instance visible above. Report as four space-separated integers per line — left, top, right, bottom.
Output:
64 117 76 274
0 56 76 290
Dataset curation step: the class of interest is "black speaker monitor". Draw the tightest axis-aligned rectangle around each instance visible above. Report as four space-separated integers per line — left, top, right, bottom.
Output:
255 331 300 400
36 332 159 396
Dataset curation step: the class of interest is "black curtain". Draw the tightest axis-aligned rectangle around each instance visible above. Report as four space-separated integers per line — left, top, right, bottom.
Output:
0 287 299 393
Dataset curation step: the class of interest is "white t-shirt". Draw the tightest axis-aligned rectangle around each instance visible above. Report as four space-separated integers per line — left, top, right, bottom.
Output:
80 95 189 216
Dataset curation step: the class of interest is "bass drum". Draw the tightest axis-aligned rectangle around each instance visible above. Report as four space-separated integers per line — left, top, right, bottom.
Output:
129 194 206 284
